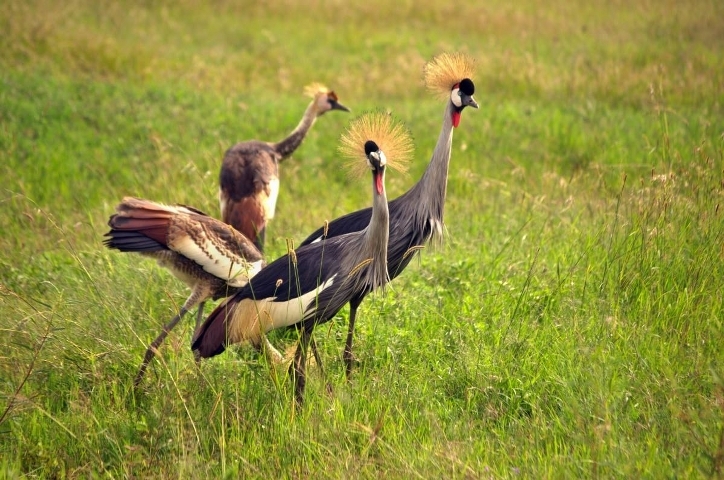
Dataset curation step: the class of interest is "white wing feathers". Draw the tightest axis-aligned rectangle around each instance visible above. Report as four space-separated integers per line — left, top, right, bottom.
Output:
169 235 263 287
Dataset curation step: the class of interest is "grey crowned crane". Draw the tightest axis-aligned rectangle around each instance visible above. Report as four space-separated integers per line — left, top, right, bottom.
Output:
192 112 413 403
298 52 479 378
104 197 265 386
219 83 350 252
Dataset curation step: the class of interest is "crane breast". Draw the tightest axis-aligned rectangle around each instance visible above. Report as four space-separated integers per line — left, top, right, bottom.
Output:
259 177 280 221
429 217 444 244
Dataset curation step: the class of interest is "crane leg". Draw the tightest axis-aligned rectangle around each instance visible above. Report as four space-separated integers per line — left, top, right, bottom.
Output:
191 302 206 365
310 337 325 377
134 307 188 388
344 297 362 379
194 301 206 332
290 325 313 405
259 334 284 365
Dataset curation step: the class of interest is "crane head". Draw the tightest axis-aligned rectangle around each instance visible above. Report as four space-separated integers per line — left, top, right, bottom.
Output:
422 52 478 127
364 140 385 164
364 140 386 195
305 83 350 115
324 90 351 114
339 112 413 180
450 78 479 128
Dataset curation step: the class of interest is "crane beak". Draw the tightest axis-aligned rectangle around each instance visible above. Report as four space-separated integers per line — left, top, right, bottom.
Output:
464 95 479 109
331 101 350 112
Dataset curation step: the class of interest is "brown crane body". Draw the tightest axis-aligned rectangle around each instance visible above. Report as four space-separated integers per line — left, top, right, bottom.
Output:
219 85 349 252
104 197 265 386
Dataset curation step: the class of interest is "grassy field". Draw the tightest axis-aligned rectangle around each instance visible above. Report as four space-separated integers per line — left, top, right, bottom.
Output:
2 0 724 477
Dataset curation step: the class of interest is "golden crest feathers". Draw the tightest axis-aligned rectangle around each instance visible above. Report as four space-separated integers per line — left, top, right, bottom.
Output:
339 112 414 179
423 52 476 97
304 82 330 98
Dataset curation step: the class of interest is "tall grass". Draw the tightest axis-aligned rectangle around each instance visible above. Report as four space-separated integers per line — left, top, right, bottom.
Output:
1 0 723 477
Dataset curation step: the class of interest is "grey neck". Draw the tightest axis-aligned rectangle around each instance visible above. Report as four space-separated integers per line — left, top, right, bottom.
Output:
408 100 455 237
359 171 390 290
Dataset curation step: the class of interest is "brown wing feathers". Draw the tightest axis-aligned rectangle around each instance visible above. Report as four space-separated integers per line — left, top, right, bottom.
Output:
105 197 177 252
201 215 262 261
105 197 264 285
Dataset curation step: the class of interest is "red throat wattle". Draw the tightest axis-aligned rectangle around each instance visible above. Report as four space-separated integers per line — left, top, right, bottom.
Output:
375 172 384 195
452 111 461 128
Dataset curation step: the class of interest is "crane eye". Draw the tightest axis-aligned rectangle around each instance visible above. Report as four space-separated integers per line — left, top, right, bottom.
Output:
450 86 463 108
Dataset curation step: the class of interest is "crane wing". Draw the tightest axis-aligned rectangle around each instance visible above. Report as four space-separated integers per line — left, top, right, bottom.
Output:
166 214 264 287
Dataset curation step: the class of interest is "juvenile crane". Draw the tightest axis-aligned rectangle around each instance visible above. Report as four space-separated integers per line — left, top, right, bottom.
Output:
219 83 350 252
193 112 413 403
299 52 479 378
104 197 265 386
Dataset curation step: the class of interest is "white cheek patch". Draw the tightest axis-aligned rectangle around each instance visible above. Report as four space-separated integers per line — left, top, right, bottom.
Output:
450 87 463 108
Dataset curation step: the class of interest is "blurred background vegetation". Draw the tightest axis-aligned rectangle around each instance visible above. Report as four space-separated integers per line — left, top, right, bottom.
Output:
1 0 723 477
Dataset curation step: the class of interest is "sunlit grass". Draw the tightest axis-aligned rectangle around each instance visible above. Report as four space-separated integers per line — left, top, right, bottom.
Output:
1 0 723 477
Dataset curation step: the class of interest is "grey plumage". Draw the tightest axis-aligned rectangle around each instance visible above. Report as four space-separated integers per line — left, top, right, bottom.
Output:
299 53 479 378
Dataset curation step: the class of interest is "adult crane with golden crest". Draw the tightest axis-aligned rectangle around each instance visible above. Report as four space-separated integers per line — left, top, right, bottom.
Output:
299 52 479 378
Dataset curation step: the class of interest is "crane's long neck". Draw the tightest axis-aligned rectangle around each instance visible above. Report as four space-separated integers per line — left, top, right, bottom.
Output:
407 100 455 242
274 101 318 160
359 170 390 291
